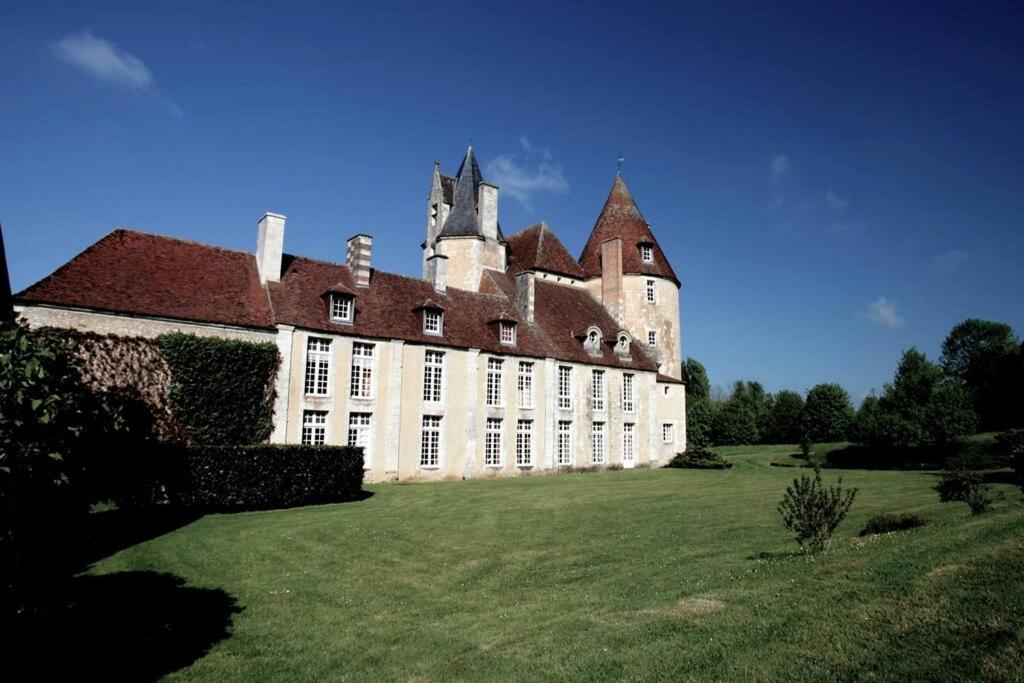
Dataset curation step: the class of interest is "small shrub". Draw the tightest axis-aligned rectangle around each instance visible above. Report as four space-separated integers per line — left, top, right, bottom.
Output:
934 468 993 515
859 512 926 536
664 446 733 469
777 467 857 553
798 435 812 460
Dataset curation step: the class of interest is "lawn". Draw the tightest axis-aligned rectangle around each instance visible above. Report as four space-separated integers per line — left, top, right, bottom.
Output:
81 446 1024 680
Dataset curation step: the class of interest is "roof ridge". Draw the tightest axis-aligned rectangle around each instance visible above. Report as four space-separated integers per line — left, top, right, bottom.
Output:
110 227 256 257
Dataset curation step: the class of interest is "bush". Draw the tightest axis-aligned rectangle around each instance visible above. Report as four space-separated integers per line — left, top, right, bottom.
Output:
664 446 732 469
934 468 993 515
859 513 926 536
686 397 716 449
777 467 857 553
157 333 279 445
174 444 365 511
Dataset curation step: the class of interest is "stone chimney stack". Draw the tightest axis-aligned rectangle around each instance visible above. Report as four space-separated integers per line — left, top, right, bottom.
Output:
347 234 373 288
427 254 448 293
600 238 623 325
256 212 286 284
479 182 499 241
516 271 535 323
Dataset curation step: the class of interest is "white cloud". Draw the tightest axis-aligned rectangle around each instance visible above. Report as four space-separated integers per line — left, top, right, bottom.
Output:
486 137 569 208
826 188 849 210
866 296 904 329
50 31 153 89
932 249 968 273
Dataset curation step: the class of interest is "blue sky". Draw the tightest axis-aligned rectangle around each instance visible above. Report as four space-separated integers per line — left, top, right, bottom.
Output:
3 1 1022 402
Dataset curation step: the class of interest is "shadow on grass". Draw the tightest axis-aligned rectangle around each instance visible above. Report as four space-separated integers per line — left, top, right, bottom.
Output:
747 550 806 561
80 507 202 568
6 571 241 681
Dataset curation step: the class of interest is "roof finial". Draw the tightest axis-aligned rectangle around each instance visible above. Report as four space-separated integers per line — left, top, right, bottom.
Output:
616 153 625 176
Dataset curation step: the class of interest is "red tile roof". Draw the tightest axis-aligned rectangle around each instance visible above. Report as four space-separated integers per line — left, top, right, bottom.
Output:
578 176 679 285
15 229 275 329
506 222 586 279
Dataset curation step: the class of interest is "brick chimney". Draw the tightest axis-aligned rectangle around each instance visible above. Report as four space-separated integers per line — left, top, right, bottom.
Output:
427 254 448 293
256 212 286 284
516 271 535 323
347 234 373 288
478 182 499 241
600 238 623 325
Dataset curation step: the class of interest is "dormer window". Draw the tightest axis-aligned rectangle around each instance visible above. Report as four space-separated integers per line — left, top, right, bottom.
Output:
589 330 599 344
616 332 632 357
424 309 443 336
583 326 603 356
640 245 654 263
500 320 517 345
330 294 354 323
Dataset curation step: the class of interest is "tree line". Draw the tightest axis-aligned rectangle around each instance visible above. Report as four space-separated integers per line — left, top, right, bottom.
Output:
686 318 1024 448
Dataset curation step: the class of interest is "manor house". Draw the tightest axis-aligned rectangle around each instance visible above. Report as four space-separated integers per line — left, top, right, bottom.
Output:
14 147 687 482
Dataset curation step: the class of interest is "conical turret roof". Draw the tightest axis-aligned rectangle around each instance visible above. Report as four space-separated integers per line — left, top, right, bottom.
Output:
438 147 485 238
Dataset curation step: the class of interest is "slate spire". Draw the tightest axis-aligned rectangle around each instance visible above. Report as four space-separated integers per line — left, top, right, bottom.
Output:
438 146 485 238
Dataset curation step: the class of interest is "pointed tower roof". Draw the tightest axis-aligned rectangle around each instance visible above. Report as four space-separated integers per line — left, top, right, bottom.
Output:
578 175 678 285
438 146 486 238
506 222 586 279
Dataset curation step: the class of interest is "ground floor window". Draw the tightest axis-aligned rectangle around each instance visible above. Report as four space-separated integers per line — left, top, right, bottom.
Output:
485 418 503 466
347 412 372 467
516 419 533 466
622 422 635 462
591 422 606 464
662 422 675 444
420 415 441 467
302 410 328 445
557 421 573 466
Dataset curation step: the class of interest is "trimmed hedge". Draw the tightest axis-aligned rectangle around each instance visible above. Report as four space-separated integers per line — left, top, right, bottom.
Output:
175 445 365 511
157 333 279 445
664 447 733 469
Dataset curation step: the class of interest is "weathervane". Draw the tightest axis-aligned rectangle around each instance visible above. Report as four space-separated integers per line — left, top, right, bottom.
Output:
616 153 625 175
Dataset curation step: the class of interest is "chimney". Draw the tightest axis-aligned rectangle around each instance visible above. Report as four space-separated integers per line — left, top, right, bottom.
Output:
600 238 623 325
427 254 448 293
347 234 373 288
516 271 535 323
478 182 499 241
256 212 286 284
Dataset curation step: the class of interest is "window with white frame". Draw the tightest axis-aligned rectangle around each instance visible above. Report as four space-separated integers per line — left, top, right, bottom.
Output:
557 421 573 466
347 412 372 467
622 373 636 413
517 362 534 408
330 294 353 323
486 358 504 406
662 422 675 444
645 279 656 303
423 350 444 403
423 309 443 335
485 418 503 466
304 337 331 396
516 419 533 466
500 321 516 345
648 330 658 346
350 342 374 398
557 366 572 409
591 370 606 411
420 415 441 467
301 410 327 445
641 245 654 263
622 422 635 461
591 421 606 464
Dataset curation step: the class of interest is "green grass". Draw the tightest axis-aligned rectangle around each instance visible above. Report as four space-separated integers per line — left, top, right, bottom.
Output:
90 446 1024 681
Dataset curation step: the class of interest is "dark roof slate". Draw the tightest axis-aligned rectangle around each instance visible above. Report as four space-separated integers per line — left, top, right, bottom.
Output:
438 147 484 238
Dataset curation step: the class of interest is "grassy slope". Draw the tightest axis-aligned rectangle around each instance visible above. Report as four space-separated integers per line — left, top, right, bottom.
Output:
93 446 1024 681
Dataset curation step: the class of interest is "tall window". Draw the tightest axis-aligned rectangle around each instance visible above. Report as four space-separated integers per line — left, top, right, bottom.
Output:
485 418 503 466
423 350 444 403
301 410 327 445
592 370 606 411
350 343 374 398
517 362 534 409
486 358 504 406
646 279 656 303
622 373 636 413
516 419 533 466
557 421 573 466
331 294 353 323
557 366 572 409
591 422 606 464
424 309 443 335
500 321 516 345
641 245 654 263
347 412 372 467
648 330 658 347
662 423 675 444
304 337 331 395
420 415 441 467
622 422 635 462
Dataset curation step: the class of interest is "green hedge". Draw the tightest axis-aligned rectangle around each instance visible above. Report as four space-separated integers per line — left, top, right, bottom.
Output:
664 446 733 469
175 445 365 511
157 333 279 445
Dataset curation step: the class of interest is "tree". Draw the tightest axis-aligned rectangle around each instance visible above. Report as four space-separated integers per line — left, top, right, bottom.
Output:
777 467 857 553
940 319 1020 430
851 392 883 446
683 357 710 401
876 348 943 447
925 381 978 444
712 396 758 445
764 390 804 443
686 396 716 449
801 384 855 443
